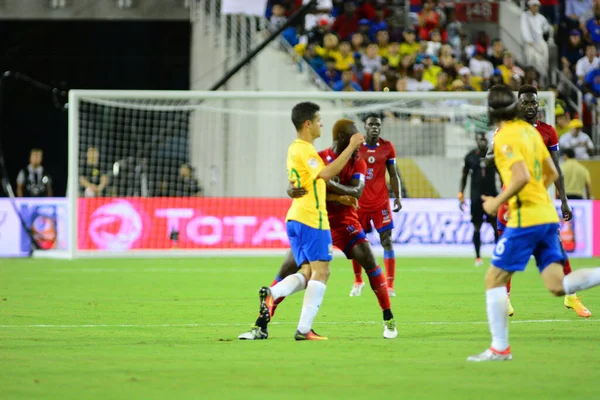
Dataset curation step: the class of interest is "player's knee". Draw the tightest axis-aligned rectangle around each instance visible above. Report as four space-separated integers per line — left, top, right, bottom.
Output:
546 280 566 297
310 262 330 282
380 235 393 249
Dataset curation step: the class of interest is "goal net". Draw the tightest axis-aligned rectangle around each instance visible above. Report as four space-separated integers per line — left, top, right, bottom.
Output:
63 90 555 259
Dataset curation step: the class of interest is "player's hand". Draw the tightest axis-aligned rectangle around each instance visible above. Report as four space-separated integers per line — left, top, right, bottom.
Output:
349 133 364 149
561 202 573 222
393 198 402 212
337 195 359 209
287 181 307 199
481 195 499 216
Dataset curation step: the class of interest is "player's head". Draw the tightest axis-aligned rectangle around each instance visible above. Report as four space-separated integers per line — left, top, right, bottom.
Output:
475 132 488 152
563 148 575 159
291 102 322 138
87 146 100 165
29 148 43 167
332 119 359 152
517 84 539 124
364 114 382 141
487 84 518 126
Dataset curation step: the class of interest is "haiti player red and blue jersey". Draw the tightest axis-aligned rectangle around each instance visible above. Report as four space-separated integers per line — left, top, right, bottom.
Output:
319 148 369 258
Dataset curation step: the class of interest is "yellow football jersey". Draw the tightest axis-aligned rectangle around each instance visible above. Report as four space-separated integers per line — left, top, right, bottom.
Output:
494 119 559 228
285 139 330 230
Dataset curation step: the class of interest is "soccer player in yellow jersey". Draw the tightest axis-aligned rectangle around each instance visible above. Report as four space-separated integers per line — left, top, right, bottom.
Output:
468 85 600 362
258 102 363 341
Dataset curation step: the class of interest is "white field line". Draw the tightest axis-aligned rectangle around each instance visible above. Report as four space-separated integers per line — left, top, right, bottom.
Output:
0 319 597 329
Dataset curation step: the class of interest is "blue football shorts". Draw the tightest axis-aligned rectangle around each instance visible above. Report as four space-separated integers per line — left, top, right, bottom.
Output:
286 220 333 266
491 223 567 272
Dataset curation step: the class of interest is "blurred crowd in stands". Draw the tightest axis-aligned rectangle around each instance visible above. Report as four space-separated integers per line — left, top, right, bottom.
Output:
266 0 600 142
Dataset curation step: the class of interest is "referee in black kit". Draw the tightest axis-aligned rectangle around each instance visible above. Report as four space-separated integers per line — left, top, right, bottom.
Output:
459 132 499 267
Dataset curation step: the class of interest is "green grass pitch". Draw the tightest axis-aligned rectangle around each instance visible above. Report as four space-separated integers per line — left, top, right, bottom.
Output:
1 256 599 399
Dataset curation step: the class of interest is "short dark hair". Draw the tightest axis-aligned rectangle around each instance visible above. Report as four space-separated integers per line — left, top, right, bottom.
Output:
488 84 518 123
518 84 538 98
291 102 320 131
492 38 502 44
364 113 382 122
30 148 43 154
563 148 576 159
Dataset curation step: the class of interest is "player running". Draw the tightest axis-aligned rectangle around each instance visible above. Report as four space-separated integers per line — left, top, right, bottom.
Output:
493 85 590 317
459 132 499 267
238 118 398 340
350 114 403 298
468 84 600 362
255 102 363 341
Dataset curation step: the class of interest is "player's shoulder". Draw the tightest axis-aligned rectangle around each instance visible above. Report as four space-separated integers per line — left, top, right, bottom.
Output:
377 138 394 148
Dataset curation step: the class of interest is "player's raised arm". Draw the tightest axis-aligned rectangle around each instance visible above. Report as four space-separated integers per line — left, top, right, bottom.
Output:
318 133 364 181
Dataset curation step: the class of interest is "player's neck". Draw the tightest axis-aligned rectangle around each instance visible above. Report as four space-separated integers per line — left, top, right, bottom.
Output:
365 137 378 146
525 118 536 125
296 131 314 144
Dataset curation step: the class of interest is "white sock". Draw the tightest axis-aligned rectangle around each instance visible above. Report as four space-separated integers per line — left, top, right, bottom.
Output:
486 286 509 352
297 280 327 334
270 273 307 300
563 268 600 295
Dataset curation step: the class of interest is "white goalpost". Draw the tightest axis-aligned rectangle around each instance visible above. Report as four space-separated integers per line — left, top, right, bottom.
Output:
46 90 555 259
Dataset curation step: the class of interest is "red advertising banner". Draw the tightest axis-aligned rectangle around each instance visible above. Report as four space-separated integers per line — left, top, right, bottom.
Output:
454 2 499 23
78 198 293 250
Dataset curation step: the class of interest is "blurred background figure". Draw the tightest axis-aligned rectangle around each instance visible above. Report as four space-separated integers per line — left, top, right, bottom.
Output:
79 146 107 197
16 148 52 197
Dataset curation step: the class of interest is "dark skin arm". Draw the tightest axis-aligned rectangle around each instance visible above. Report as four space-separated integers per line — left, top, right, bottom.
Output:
386 163 402 211
286 181 357 208
326 177 365 199
484 145 495 167
549 149 572 221
459 160 469 211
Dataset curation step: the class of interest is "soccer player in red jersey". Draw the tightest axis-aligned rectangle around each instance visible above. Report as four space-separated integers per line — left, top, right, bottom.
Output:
351 114 403 298
494 85 590 317
238 119 398 340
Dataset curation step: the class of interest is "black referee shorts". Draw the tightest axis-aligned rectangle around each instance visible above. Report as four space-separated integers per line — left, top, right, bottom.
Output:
470 197 493 225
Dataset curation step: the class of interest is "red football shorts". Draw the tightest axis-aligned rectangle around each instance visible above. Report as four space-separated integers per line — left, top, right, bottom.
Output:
330 218 368 259
357 204 394 234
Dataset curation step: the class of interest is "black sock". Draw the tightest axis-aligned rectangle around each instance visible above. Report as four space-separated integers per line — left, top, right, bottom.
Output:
473 231 481 258
255 316 268 330
383 309 393 321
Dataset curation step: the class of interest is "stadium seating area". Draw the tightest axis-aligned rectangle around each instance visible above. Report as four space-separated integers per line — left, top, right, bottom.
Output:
265 0 600 135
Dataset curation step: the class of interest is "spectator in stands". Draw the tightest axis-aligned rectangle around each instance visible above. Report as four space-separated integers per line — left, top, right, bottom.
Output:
358 19 372 42
357 0 376 21
376 30 390 58
361 42 383 74
561 29 586 79
499 52 524 85
351 52 366 87
458 67 478 91
521 0 553 76
457 34 475 64
374 58 401 92
350 32 364 54
562 148 593 200
398 54 414 78
422 54 442 87
319 57 340 88
369 6 388 41
304 43 326 71
445 8 462 52
332 1 359 41
268 4 288 34
16 149 52 197
566 0 594 29
400 28 420 60
415 41 432 64
488 39 505 67
584 1 600 48
510 73 524 91
451 79 466 92
406 64 434 92
435 71 450 91
334 40 355 70
418 0 441 42
427 29 443 57
559 119 595 159
584 63 600 95
524 67 541 88
316 33 339 60
333 69 362 91
576 44 600 86
539 0 559 26
474 31 490 54
439 44 457 80
555 105 571 137
80 146 107 197
469 45 494 80
387 41 401 69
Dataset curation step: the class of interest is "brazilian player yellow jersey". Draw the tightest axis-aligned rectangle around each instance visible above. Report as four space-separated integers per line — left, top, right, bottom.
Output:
494 119 559 228
285 139 330 230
